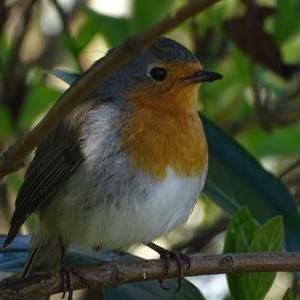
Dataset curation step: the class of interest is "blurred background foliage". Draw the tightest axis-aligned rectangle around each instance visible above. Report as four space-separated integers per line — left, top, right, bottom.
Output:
0 0 300 299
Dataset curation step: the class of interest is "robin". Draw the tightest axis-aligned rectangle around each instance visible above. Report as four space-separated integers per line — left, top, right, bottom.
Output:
3 37 222 288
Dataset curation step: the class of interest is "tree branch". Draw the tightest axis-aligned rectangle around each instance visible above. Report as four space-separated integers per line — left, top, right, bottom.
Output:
0 252 300 299
0 0 221 180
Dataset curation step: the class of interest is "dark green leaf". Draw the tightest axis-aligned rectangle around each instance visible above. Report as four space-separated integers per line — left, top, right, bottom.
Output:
282 288 294 300
59 34 81 71
0 106 12 137
202 115 300 252
273 0 300 42
76 19 98 52
18 83 61 130
105 279 205 300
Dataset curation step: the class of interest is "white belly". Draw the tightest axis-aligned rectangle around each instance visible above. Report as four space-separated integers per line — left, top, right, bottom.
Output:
80 166 207 250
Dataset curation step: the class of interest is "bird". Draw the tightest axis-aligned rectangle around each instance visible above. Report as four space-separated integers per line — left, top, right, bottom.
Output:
3 37 222 292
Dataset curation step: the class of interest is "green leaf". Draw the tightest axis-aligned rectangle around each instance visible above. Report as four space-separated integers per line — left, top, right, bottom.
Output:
223 207 259 254
59 34 81 71
282 288 295 300
223 208 259 300
224 212 284 300
18 82 61 130
82 7 132 46
132 0 174 30
0 106 12 137
251 216 284 252
273 0 300 42
202 115 300 252
241 126 300 157
105 279 205 300
239 216 284 300
0 235 205 300
76 19 98 52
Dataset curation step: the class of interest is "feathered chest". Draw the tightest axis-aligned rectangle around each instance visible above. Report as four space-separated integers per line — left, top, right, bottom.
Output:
120 105 208 180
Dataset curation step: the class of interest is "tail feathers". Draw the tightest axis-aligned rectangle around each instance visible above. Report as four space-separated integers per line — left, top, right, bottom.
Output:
24 240 63 277
23 240 63 300
2 221 23 250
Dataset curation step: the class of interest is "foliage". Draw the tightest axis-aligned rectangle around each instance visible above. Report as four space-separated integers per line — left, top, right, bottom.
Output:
0 0 300 299
224 208 284 300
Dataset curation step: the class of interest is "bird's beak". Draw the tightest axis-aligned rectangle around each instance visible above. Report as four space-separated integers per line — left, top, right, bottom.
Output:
185 70 223 83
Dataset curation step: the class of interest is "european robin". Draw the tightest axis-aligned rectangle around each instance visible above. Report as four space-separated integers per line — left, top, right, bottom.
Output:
3 38 222 280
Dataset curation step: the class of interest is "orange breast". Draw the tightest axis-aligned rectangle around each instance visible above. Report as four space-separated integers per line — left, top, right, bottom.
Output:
120 97 208 180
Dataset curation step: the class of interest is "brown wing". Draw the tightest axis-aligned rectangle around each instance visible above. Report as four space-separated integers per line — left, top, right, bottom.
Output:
3 118 84 249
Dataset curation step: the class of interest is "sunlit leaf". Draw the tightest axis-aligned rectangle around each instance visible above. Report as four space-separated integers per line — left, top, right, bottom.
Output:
224 210 284 300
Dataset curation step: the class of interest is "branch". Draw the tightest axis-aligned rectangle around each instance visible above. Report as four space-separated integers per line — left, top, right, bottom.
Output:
1 252 300 299
174 216 229 253
0 0 221 180
4 0 37 76
51 0 83 72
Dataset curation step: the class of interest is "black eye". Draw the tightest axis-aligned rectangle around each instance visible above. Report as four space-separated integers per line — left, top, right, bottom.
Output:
149 67 167 81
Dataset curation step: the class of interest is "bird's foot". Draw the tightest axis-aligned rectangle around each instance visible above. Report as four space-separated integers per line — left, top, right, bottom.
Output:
146 242 191 292
60 257 74 300
60 258 90 300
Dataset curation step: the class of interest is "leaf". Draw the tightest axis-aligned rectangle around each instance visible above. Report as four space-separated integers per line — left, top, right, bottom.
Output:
51 70 80 85
0 235 205 300
82 7 132 46
59 34 81 71
250 216 284 252
223 4 298 79
202 115 300 252
239 216 284 300
224 211 284 300
18 82 61 130
0 106 12 137
273 0 300 42
282 288 295 300
253 126 300 156
223 208 259 300
223 207 259 254
132 0 174 31
105 279 205 300
76 19 98 52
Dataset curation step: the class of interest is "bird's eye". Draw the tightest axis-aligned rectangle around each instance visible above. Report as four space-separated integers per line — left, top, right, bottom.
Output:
149 67 167 81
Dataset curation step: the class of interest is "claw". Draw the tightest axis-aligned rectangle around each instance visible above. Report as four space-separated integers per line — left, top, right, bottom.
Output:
60 258 73 300
159 279 170 290
146 242 190 292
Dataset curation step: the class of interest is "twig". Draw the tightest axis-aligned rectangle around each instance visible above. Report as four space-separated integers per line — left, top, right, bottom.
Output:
4 0 37 75
280 158 300 178
51 0 83 72
0 0 221 180
0 252 300 299
174 216 229 253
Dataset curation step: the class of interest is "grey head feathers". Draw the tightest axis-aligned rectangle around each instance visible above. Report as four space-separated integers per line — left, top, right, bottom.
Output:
91 37 198 100
148 37 197 63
